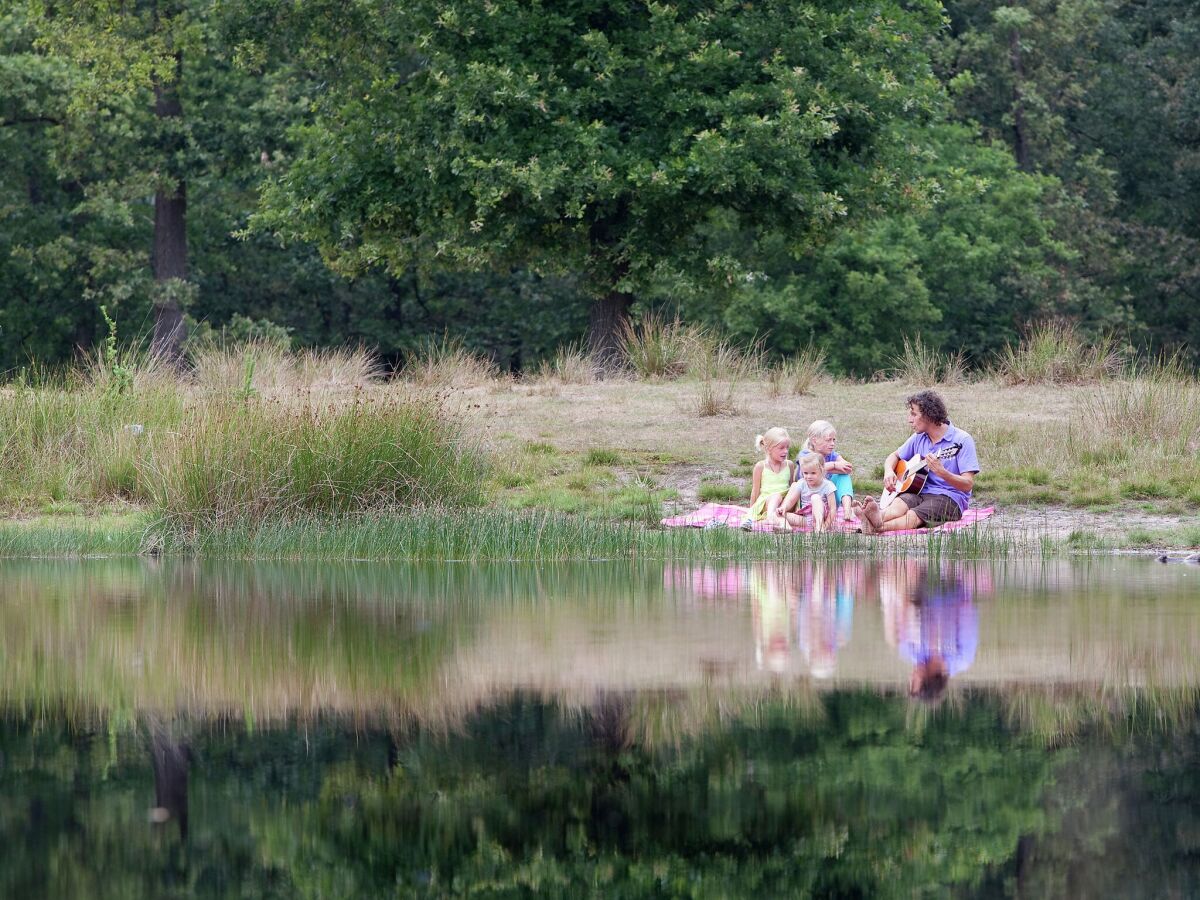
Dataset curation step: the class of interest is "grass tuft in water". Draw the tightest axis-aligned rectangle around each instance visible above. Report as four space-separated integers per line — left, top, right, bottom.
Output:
150 510 1022 562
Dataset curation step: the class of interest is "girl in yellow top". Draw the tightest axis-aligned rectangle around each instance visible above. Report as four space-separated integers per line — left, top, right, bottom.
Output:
744 427 794 531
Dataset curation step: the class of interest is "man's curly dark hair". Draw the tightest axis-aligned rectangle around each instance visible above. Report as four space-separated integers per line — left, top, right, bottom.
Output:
906 390 949 425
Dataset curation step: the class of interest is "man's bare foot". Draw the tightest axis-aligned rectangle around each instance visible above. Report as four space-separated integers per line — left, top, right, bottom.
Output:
861 497 884 531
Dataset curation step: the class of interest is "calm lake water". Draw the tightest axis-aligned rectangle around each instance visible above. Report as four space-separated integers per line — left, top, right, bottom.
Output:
3 556 1200 897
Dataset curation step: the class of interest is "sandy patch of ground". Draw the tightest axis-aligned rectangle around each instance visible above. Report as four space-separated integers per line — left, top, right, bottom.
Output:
460 377 1087 467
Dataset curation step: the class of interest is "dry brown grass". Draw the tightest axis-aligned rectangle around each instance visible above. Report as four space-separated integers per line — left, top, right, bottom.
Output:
531 341 597 385
402 335 500 387
191 341 382 397
466 377 1079 468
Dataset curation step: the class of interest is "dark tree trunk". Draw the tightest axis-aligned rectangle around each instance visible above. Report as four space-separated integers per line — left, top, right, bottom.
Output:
151 52 188 366
1009 29 1031 172
151 727 190 842
586 210 632 374
587 287 632 373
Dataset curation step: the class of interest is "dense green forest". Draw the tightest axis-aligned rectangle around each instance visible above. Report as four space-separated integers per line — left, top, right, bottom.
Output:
2 0 1197 374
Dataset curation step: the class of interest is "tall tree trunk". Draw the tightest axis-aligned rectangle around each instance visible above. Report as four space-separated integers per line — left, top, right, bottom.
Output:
151 52 188 366
587 286 632 373
1009 28 1031 172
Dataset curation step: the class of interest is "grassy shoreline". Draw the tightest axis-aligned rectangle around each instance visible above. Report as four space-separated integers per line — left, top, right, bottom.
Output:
0 337 1196 560
0 507 1191 562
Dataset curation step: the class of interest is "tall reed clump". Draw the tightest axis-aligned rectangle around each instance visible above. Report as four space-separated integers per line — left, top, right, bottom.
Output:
143 395 486 530
994 321 1124 385
403 335 498 387
766 345 827 397
192 341 382 398
1078 360 1200 457
619 312 702 379
887 335 967 385
0 367 184 507
533 341 596 384
691 334 763 416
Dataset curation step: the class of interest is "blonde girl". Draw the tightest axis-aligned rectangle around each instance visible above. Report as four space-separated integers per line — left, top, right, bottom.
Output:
803 419 855 520
744 427 794 530
780 451 838 532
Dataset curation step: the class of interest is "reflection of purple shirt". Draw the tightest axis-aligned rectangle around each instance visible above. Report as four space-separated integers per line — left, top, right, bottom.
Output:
895 422 979 512
898 587 978 676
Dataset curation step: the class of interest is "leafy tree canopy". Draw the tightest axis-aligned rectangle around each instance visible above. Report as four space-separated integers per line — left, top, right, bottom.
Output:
254 0 948 358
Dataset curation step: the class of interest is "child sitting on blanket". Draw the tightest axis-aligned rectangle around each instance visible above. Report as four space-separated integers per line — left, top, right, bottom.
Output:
802 419 855 521
780 451 838 533
744 427 794 531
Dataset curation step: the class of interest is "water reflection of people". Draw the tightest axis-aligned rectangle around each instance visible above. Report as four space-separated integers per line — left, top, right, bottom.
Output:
880 562 979 703
797 564 854 679
750 566 795 673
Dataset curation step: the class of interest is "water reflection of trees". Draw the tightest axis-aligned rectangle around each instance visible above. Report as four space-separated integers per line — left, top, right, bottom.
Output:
8 691 1200 897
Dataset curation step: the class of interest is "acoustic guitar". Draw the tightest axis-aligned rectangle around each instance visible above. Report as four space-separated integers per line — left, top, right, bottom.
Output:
879 442 963 508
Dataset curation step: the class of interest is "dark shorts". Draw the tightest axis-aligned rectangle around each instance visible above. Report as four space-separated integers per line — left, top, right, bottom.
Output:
897 492 963 526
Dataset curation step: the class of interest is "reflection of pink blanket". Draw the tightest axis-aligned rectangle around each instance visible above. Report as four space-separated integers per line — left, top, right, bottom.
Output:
660 503 995 535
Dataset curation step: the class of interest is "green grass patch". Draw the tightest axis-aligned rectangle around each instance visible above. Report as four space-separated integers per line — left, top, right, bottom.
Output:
1120 481 1172 500
40 500 86 516
1065 530 1111 550
584 448 624 466
523 441 556 455
698 482 745 503
0 513 151 557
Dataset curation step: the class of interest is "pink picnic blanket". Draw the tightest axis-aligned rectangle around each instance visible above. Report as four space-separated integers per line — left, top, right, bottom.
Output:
661 503 995 535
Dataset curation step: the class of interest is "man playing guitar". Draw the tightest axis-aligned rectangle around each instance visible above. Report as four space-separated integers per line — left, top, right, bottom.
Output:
856 390 979 534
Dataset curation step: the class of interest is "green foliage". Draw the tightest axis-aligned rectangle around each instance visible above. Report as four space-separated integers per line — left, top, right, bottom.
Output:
938 0 1200 361
720 124 1064 373
253 694 1050 897
97 305 133 397
254 0 945 318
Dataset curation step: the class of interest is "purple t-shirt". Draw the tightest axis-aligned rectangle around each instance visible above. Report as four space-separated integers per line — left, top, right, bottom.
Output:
895 422 979 512
898 584 978 676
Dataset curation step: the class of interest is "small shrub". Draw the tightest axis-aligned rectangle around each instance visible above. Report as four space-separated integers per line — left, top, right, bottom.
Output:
296 345 383 391
191 339 294 396
994 321 1124 385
